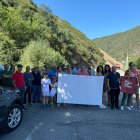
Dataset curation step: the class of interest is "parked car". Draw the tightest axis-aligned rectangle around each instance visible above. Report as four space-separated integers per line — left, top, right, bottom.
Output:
0 87 23 132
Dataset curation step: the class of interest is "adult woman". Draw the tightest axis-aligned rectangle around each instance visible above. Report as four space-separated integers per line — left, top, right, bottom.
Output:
104 65 111 106
96 65 107 108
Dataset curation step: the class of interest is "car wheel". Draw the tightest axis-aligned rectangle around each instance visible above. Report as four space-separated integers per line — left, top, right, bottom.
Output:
5 104 23 132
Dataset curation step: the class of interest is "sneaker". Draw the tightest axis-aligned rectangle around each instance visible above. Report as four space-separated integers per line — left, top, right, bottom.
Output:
115 106 120 110
99 104 104 109
102 104 107 108
121 106 124 110
130 106 133 109
126 106 132 111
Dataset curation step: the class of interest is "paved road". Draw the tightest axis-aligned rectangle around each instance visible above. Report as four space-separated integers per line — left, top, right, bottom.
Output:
0 95 140 140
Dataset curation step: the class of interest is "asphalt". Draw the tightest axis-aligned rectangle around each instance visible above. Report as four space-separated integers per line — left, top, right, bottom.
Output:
0 94 140 140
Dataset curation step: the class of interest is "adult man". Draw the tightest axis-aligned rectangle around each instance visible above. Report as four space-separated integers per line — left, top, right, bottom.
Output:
2 64 13 87
48 64 58 80
77 66 89 76
107 66 120 109
128 62 140 108
72 63 80 75
24 66 34 105
90 65 96 76
32 67 41 103
12 64 27 110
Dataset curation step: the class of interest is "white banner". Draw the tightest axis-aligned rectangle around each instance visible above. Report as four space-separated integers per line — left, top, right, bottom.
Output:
57 74 103 105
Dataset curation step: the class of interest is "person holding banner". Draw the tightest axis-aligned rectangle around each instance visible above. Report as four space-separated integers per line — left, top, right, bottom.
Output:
96 65 107 109
120 70 135 110
107 66 120 110
128 62 140 108
104 65 111 106
77 66 89 76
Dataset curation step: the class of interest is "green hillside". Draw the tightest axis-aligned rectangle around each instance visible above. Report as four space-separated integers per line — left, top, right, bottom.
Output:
93 26 140 64
0 0 104 67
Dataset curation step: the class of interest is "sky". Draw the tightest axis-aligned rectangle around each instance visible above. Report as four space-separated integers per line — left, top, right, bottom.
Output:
33 0 140 39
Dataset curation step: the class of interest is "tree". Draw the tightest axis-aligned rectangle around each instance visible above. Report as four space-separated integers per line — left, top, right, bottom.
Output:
20 39 67 67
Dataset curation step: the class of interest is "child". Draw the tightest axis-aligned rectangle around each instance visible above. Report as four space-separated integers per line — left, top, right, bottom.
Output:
49 77 58 107
41 73 51 109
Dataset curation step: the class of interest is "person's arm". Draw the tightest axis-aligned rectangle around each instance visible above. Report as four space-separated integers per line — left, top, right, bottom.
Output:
107 79 110 91
29 74 34 81
107 74 110 91
13 80 17 90
3 74 12 78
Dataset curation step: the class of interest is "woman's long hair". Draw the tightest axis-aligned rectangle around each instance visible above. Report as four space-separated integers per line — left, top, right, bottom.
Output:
104 64 111 74
96 65 104 75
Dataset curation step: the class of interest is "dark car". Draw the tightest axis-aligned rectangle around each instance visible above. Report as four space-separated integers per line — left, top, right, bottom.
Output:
0 87 23 132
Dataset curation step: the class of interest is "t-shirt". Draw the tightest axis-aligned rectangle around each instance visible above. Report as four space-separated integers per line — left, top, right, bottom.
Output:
12 72 25 89
107 72 120 89
72 68 80 75
48 70 57 80
50 82 58 94
41 78 51 92
24 72 33 87
2 70 13 86
32 72 41 86
129 68 140 79
0 70 3 79
77 71 89 76
90 68 96 76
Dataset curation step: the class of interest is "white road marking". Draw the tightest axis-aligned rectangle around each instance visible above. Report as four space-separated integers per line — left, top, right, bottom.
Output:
25 122 44 140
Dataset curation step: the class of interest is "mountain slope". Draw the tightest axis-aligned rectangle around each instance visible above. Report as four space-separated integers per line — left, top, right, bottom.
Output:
93 26 140 62
0 0 104 66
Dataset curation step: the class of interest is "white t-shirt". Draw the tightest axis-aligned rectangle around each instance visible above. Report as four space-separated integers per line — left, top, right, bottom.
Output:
41 78 51 92
50 82 58 96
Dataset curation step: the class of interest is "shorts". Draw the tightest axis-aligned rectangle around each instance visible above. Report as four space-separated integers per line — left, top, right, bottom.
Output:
135 87 140 94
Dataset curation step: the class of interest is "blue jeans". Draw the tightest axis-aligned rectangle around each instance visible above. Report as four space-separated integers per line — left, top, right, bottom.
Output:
32 85 41 101
18 87 25 104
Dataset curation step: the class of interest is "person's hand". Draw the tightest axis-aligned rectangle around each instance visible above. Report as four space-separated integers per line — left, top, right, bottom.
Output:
25 86 27 91
108 86 111 91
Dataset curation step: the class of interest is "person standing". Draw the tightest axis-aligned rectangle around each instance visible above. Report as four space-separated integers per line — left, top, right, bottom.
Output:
72 64 80 75
41 73 51 109
32 67 42 103
2 64 13 88
66 65 72 74
128 62 140 108
12 64 27 110
90 65 96 76
24 66 34 105
48 64 58 80
107 66 120 110
104 64 111 106
49 77 58 107
77 66 89 76
96 65 107 109
0 68 3 86
120 70 135 111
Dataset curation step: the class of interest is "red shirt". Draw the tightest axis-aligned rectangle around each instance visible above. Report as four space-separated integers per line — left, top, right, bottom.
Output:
77 71 89 76
12 71 25 89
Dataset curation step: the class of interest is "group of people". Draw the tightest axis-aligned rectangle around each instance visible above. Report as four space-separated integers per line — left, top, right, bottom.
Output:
0 62 139 111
